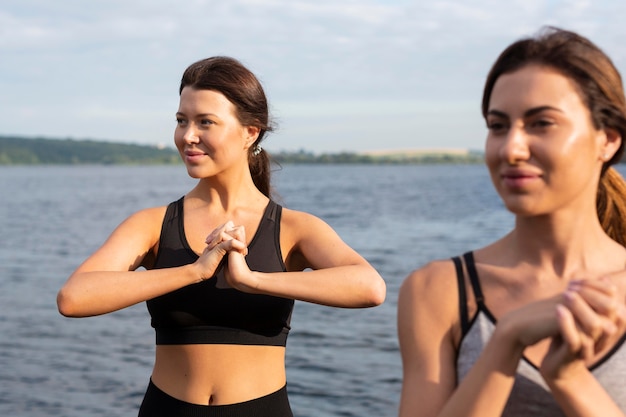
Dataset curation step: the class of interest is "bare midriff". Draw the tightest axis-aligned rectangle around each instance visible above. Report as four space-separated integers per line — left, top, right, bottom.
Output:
151 344 287 406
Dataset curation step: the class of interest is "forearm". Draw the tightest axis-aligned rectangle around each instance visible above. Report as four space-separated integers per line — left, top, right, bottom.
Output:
439 328 524 417
249 263 385 308
57 264 200 317
547 368 625 417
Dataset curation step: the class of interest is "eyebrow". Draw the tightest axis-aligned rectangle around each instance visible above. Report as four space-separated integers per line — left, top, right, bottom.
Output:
176 112 218 117
487 105 563 118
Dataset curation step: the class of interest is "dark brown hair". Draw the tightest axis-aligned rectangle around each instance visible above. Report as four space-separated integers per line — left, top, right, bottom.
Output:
482 27 626 246
180 56 275 197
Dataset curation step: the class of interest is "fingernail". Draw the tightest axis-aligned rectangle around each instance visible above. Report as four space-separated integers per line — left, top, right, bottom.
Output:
563 290 575 300
568 281 581 290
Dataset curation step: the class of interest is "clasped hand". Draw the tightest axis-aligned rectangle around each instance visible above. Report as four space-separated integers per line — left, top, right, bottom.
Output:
503 274 626 383
541 278 626 380
193 221 257 291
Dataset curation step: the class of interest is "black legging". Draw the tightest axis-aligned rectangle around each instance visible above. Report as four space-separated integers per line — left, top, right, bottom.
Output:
138 379 293 417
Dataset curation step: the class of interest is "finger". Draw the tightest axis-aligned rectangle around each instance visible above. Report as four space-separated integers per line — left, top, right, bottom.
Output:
563 290 615 341
205 229 219 246
220 237 247 253
205 221 235 247
570 282 619 319
616 302 626 330
555 304 597 361
225 225 246 243
217 231 248 256
570 278 617 294
556 304 581 356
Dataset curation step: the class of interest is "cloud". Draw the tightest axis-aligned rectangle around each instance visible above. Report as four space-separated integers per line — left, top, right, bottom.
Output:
2 0 626 151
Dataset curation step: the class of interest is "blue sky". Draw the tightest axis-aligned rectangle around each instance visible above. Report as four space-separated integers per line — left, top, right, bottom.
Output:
2 0 626 153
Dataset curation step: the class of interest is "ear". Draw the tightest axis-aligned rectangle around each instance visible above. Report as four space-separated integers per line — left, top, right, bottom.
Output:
599 127 622 162
242 126 261 151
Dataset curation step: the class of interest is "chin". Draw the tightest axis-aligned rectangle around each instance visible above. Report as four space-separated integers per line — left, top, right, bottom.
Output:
503 201 547 217
185 166 206 179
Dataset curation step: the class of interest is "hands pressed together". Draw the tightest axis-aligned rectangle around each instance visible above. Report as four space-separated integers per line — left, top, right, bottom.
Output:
502 273 626 385
193 222 257 291
544 279 625 378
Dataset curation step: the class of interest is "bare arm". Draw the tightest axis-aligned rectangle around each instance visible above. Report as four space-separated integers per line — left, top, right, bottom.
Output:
57 207 245 317
548 369 625 417
225 209 385 308
397 261 459 417
398 260 549 417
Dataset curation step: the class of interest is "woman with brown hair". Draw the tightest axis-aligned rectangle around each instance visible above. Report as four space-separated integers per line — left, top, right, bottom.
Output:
398 27 626 416
57 56 386 416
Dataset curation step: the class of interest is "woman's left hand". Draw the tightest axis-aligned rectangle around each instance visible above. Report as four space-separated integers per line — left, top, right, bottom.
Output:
540 278 626 382
220 225 261 292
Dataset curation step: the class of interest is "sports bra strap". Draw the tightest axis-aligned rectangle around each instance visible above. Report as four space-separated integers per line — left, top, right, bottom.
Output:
463 251 485 307
452 256 470 335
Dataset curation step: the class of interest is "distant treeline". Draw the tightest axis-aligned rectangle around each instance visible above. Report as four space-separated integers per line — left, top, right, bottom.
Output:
271 149 485 164
0 136 180 165
0 135 488 165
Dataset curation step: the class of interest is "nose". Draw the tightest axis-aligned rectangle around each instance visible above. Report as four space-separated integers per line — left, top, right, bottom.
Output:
500 126 530 164
182 124 200 144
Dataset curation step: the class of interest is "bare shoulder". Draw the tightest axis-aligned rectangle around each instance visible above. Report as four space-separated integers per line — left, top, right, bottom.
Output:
398 259 461 343
102 206 169 243
115 205 169 246
124 205 168 228
400 259 459 305
278 207 339 244
279 207 329 229
78 205 169 272
278 207 366 270
98 206 167 254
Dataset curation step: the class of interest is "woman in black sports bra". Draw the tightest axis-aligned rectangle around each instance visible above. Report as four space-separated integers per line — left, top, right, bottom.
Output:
398 27 626 417
57 56 386 417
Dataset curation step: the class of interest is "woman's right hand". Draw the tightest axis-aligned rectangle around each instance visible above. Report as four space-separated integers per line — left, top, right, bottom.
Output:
496 294 567 351
534 277 626 416
497 280 621 355
193 221 248 281
540 278 626 381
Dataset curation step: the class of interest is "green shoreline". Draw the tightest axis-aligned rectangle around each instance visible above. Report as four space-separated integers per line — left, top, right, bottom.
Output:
0 135 485 165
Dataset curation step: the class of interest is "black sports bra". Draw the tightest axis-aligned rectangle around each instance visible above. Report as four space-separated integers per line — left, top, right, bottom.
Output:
146 197 294 346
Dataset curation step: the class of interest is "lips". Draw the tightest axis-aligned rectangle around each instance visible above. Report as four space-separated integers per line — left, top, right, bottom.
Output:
500 168 541 188
185 150 205 157
184 149 207 163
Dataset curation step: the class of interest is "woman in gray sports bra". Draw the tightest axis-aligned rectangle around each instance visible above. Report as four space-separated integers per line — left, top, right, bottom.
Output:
398 27 626 417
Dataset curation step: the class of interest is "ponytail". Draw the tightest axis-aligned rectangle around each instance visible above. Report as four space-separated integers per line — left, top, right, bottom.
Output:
597 167 626 246
248 147 272 198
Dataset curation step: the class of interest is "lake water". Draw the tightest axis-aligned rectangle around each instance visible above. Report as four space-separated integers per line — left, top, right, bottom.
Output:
1 163 528 416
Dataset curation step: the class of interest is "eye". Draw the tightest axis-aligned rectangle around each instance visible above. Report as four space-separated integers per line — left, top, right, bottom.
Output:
486 119 508 134
176 117 187 126
530 119 554 129
200 119 215 126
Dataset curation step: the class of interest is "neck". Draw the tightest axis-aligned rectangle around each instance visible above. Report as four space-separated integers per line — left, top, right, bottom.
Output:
507 207 614 279
190 167 266 213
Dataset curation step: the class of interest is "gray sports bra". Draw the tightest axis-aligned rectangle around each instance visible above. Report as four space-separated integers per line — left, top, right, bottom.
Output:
453 252 626 415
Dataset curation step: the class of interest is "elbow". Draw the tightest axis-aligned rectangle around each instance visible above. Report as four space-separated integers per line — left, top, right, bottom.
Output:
56 288 83 318
363 275 387 307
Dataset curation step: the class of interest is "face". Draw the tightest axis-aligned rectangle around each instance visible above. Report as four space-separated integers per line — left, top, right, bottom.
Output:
485 64 617 217
174 87 258 179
